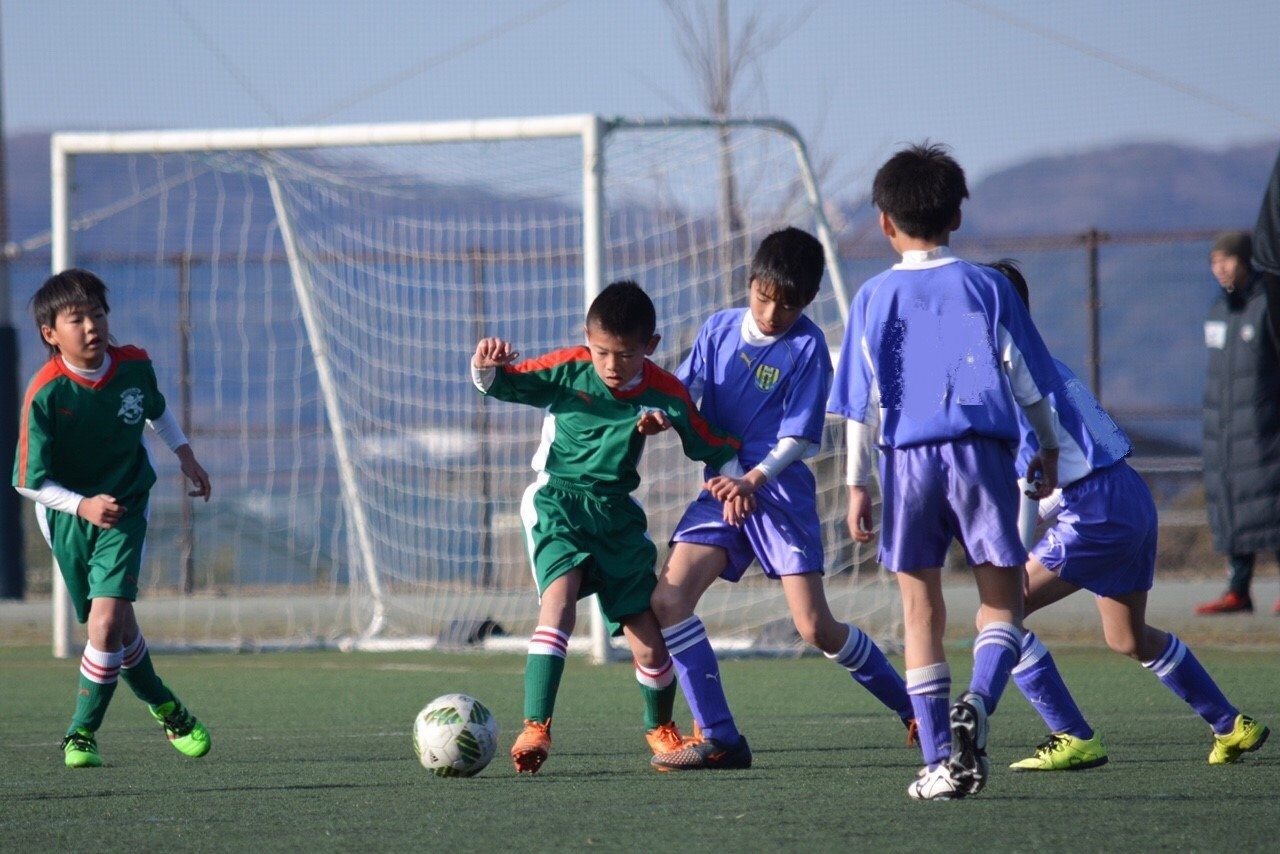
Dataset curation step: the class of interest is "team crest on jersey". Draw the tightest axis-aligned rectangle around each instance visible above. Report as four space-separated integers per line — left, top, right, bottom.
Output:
118 388 145 425
754 364 781 391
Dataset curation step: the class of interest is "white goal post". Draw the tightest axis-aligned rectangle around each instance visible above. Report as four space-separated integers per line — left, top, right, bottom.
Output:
48 114 896 661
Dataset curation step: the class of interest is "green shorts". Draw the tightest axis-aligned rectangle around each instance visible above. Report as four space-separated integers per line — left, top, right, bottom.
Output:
520 477 658 636
41 495 148 624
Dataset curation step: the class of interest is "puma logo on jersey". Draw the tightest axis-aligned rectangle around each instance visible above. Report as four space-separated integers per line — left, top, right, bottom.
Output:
739 352 754 369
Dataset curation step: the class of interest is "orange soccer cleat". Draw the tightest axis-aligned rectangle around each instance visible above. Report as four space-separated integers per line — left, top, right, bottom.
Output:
510 718 552 775
645 721 689 755
1194 591 1253 614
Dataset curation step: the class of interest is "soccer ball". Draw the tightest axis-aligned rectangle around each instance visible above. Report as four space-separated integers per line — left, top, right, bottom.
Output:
412 693 499 777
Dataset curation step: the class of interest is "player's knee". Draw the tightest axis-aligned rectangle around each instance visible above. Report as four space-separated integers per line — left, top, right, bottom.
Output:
794 619 821 648
649 585 690 626
630 643 665 670
795 616 838 652
1105 634 1141 659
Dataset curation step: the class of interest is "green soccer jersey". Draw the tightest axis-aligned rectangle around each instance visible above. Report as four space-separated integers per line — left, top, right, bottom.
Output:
13 346 167 500
484 346 740 494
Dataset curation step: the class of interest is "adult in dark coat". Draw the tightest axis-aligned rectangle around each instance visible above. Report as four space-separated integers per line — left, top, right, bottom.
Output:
1196 228 1280 615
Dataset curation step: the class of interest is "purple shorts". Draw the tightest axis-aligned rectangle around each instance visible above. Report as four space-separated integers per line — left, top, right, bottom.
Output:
1031 461 1157 598
879 436 1026 572
671 473 824 581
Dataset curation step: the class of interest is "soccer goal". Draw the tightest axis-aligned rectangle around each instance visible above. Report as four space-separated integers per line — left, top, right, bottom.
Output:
48 114 898 661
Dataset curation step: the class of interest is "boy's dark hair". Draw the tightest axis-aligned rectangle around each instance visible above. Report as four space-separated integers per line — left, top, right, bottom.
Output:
872 142 969 239
586 280 656 342
748 226 825 306
1212 231 1251 265
986 259 1029 310
32 268 111 354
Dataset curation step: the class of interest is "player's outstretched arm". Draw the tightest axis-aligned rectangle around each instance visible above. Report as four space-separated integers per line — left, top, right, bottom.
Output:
176 445 212 501
473 337 520 369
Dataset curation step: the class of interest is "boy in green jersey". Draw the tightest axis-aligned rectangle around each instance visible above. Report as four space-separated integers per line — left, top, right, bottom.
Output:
13 269 213 768
471 280 742 774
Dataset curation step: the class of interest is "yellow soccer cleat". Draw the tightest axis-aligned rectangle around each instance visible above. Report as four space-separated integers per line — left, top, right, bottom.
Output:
1009 732 1108 771
1209 714 1269 765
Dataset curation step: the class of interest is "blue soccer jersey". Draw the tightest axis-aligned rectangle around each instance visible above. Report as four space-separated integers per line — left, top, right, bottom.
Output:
1016 358 1132 488
828 251 1060 449
672 307 830 578
676 308 831 469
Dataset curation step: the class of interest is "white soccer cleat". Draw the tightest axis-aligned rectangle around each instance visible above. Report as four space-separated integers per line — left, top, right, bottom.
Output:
908 764 965 800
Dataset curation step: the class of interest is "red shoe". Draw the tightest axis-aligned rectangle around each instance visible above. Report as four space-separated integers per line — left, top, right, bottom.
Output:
1195 591 1253 614
1273 597 1280 616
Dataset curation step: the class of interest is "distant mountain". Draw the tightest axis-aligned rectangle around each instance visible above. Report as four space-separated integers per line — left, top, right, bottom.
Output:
964 141 1279 235
833 140 1278 239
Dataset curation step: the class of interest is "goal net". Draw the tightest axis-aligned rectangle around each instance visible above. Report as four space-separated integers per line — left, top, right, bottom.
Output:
48 115 898 659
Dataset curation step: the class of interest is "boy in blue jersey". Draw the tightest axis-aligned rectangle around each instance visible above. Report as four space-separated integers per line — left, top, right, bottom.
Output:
13 269 212 768
828 144 1064 800
646 227 915 772
987 260 1269 771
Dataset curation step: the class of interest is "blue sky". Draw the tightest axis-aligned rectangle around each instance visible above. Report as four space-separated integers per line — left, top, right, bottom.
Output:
5 0 1280 196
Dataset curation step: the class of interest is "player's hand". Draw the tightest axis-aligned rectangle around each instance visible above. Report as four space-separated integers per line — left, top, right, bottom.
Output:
78 494 125 530
473 337 519 369
177 446 212 502
1024 447 1059 499
636 409 672 435
846 485 874 543
721 493 755 526
704 473 760 502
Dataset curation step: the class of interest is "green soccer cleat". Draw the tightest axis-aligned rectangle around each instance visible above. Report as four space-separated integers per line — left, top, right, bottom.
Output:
1009 732 1109 772
150 701 211 758
1209 714 1269 765
62 728 103 768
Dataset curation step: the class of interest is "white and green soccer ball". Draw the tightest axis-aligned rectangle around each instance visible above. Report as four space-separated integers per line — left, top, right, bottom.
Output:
413 693 499 777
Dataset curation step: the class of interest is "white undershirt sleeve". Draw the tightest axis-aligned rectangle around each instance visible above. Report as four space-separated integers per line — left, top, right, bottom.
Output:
845 419 876 486
1021 397 1060 450
844 383 881 486
16 480 84 516
752 437 812 482
148 408 190 452
471 364 496 392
